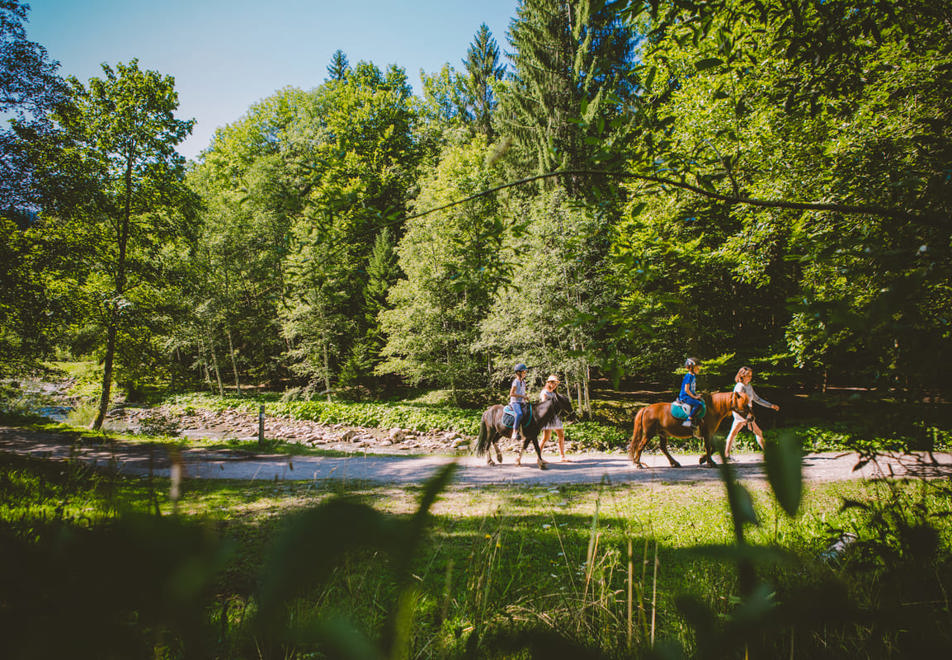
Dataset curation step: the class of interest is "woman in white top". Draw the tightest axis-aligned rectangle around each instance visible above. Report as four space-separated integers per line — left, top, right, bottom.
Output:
724 366 780 458
538 375 569 461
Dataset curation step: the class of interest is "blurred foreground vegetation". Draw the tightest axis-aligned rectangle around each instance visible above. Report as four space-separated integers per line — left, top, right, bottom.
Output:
1 444 951 658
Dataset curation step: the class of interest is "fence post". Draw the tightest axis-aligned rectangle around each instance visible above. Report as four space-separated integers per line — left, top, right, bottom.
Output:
258 405 265 446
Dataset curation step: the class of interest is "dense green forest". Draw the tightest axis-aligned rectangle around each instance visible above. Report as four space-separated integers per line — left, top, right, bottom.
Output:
3 0 950 427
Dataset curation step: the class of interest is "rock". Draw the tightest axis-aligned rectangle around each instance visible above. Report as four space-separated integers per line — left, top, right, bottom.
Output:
388 428 406 443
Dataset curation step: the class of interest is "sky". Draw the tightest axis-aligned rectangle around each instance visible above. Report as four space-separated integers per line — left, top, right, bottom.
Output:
23 0 521 160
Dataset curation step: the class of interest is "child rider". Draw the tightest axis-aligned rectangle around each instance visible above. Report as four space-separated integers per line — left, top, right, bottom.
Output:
679 357 704 436
509 363 529 441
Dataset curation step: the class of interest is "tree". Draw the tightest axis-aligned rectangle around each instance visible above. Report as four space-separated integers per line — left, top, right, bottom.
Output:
326 49 349 81
378 136 510 396
462 23 506 138
0 0 65 209
479 0 634 400
48 60 195 428
339 227 401 395
478 188 613 414
281 62 422 395
187 87 311 389
0 1 67 372
498 0 635 196
610 0 952 390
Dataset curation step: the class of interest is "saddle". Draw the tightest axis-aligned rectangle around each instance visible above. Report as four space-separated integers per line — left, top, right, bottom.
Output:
502 403 532 429
670 400 706 420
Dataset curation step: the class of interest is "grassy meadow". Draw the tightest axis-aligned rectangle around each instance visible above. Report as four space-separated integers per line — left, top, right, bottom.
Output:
2 440 951 658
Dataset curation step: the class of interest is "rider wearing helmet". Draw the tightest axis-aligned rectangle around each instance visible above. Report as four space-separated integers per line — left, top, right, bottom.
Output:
678 358 704 434
509 363 529 441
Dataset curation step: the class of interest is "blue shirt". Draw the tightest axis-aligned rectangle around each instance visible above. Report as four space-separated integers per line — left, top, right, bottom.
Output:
678 373 697 403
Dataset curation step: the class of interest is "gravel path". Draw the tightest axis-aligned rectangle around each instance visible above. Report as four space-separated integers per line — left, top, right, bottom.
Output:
3 425 950 486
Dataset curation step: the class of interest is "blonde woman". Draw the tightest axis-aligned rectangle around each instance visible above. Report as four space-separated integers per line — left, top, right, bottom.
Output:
724 366 780 458
538 375 569 461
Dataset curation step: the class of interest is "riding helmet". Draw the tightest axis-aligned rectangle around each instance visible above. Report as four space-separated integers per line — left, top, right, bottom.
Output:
684 357 701 368
514 363 528 372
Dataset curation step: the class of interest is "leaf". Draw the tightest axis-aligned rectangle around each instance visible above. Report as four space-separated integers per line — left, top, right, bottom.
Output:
729 482 759 526
694 57 723 71
644 65 657 91
764 437 803 516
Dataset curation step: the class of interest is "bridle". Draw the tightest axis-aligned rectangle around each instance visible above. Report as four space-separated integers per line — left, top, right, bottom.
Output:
730 390 754 422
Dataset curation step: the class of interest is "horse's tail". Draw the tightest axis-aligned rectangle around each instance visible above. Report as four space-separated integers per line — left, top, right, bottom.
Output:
628 407 646 460
476 414 490 456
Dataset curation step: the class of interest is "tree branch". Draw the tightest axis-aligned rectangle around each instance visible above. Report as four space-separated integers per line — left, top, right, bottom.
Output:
405 169 949 227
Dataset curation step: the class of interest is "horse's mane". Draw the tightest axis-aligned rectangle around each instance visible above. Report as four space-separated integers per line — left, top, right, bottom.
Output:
535 391 568 425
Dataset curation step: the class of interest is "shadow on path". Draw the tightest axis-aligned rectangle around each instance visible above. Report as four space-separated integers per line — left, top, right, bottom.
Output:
2 426 950 486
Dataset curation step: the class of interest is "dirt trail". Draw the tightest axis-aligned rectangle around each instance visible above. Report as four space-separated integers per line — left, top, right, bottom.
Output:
3 426 950 486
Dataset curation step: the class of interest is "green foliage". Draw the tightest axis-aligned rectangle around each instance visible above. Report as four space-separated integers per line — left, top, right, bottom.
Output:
164 391 482 434
0 0 65 209
611 0 952 388
33 59 196 424
378 135 510 394
499 0 636 192
462 23 505 138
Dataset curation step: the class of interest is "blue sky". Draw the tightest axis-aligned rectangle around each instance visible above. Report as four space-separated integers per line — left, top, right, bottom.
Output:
24 0 520 159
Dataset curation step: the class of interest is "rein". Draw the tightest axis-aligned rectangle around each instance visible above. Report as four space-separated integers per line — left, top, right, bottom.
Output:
730 390 753 419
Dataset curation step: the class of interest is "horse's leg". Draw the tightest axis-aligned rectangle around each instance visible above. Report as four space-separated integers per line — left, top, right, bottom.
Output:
698 428 717 466
659 434 681 467
486 428 502 465
526 434 547 469
632 415 653 468
628 409 642 464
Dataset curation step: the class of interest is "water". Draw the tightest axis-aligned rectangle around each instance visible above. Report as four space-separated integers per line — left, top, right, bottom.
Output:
33 406 72 423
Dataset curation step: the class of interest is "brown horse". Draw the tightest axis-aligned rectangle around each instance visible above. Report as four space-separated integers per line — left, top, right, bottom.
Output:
627 391 751 468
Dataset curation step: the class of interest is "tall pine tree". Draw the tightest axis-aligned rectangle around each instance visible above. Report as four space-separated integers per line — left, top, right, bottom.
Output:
462 23 506 138
498 0 634 195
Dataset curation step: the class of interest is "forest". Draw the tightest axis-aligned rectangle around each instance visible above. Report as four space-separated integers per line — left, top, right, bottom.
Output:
2 0 951 420
3 2 952 658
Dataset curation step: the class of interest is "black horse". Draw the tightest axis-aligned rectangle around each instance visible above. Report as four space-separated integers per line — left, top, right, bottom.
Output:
475 391 574 469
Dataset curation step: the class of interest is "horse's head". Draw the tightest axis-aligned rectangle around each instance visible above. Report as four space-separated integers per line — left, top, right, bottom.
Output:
555 392 576 421
730 390 754 421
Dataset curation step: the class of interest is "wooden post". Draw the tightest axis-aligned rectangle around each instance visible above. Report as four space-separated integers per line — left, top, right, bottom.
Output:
258 405 265 446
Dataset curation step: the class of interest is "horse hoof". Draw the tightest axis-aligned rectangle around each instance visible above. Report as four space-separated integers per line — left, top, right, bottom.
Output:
671 462 682 468
538 461 548 470
635 462 647 469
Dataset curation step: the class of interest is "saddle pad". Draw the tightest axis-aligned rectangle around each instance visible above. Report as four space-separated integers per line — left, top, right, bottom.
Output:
670 400 706 420
502 403 532 429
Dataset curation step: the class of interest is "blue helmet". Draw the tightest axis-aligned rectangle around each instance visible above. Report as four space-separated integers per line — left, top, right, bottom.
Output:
514 363 528 372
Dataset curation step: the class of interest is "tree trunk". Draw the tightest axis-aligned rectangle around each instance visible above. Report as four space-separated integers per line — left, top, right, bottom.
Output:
323 339 332 402
582 360 592 417
91 155 133 431
207 332 224 396
226 328 241 396
91 322 117 430
198 338 212 389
